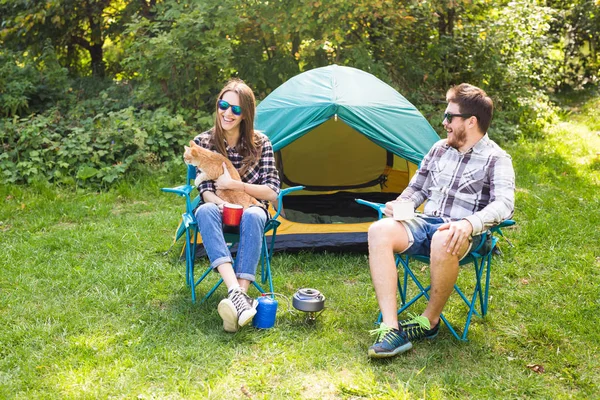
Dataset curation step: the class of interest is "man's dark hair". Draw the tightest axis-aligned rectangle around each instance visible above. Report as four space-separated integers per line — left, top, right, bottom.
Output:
446 83 494 134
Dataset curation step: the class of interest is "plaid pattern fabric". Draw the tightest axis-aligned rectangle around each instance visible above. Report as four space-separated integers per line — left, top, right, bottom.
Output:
400 135 515 236
193 130 280 207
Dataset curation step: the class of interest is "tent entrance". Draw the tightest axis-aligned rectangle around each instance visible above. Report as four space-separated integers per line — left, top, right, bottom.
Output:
277 119 391 190
274 118 417 224
281 191 398 224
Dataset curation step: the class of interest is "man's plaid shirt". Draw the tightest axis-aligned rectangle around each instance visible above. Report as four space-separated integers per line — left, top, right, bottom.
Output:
193 131 280 208
400 134 515 236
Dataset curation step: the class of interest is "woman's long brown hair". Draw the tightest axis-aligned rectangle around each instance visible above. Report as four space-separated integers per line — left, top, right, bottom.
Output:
211 79 261 176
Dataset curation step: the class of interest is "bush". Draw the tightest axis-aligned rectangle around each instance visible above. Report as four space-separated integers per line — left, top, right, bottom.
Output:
0 46 69 117
0 107 195 187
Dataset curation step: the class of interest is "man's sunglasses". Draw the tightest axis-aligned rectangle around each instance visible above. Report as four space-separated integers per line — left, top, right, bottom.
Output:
443 113 477 123
218 100 242 116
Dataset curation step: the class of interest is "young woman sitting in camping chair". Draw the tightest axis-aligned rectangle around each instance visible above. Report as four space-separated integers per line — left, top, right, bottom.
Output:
191 79 280 333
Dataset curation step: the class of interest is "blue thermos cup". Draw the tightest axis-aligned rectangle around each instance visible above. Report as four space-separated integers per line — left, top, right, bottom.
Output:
253 295 278 329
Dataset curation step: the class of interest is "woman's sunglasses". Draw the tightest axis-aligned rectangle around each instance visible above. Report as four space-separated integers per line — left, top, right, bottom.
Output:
218 100 242 116
444 113 477 123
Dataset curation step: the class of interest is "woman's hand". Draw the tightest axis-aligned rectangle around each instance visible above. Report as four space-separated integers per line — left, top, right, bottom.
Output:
215 162 241 191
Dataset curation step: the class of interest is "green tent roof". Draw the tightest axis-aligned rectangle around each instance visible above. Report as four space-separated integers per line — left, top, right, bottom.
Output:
255 65 440 165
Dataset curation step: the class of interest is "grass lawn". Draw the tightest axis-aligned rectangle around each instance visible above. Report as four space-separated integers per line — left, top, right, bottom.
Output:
1 95 599 399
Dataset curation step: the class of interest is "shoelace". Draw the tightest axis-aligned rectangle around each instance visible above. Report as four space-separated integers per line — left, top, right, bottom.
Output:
230 290 250 314
402 315 431 340
369 323 393 341
400 312 420 325
402 313 430 328
404 315 430 329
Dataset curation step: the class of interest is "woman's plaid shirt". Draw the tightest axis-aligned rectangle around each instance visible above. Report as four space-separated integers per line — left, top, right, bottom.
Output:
192 131 281 208
400 135 515 236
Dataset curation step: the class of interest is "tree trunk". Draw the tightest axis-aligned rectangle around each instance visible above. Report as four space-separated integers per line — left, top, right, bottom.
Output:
140 0 157 20
438 7 455 37
87 1 107 77
90 43 106 78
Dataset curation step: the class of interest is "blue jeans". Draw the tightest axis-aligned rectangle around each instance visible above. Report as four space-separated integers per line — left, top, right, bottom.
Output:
195 203 268 282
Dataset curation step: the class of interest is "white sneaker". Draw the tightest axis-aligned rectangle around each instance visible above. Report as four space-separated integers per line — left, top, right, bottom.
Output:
218 298 239 333
218 288 258 332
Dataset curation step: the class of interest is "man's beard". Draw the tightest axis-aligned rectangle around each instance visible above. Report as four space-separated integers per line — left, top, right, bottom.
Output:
447 125 467 149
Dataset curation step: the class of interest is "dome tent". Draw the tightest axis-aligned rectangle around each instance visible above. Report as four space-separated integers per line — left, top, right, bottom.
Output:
255 65 440 251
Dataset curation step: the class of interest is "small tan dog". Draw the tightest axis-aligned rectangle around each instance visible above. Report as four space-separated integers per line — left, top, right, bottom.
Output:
183 140 260 209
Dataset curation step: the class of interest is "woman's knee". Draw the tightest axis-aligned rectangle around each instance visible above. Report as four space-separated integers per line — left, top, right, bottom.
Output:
241 207 267 229
195 202 219 218
195 203 222 228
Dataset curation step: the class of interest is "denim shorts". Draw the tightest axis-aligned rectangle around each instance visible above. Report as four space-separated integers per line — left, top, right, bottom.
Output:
400 216 492 260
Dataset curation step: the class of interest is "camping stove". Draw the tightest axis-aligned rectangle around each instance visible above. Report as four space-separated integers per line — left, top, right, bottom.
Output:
292 288 326 323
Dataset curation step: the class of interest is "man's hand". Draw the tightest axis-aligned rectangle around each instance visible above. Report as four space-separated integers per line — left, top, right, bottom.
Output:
383 201 395 218
215 162 238 190
437 219 474 256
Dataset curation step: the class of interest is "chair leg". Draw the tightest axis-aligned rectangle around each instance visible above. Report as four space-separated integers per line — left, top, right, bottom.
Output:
262 227 277 297
260 237 267 283
252 237 272 295
394 256 476 341
184 225 198 303
395 255 408 305
200 278 224 304
185 222 279 305
454 285 482 319
476 259 485 314
460 256 489 340
482 253 493 316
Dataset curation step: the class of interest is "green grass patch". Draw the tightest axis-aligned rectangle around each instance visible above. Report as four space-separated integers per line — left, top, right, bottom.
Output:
1 97 599 399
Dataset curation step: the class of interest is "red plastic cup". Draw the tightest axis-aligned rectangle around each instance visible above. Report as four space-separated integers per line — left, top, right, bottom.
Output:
222 203 243 228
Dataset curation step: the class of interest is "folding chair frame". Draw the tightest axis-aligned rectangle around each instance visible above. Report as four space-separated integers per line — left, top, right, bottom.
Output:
163 164 303 303
356 198 514 341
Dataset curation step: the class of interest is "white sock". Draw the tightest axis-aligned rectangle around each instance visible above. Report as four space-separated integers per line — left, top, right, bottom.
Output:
228 284 241 294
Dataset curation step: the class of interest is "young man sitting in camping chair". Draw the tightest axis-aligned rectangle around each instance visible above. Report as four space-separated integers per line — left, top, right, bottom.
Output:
366 83 515 358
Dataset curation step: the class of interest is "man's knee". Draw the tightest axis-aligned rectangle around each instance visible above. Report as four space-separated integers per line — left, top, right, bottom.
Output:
430 230 466 260
369 219 394 242
368 218 408 250
430 230 449 251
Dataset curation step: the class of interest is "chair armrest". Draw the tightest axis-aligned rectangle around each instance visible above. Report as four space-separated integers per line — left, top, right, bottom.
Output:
496 219 515 229
491 219 516 235
489 219 516 248
471 219 517 255
161 184 195 197
272 186 304 220
161 184 197 214
355 199 385 220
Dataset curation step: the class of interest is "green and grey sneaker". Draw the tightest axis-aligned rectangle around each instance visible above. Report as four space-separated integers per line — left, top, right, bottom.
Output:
399 314 440 341
368 322 412 358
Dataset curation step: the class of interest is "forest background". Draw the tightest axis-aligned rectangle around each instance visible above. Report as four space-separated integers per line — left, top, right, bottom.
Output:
1 0 599 186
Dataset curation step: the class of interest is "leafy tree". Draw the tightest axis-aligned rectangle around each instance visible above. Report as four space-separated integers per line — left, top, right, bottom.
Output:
0 0 133 77
121 0 238 112
547 0 600 88
0 46 69 116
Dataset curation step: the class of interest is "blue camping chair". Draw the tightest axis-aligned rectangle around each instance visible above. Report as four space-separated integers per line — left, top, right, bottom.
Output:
162 164 303 303
356 199 515 341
